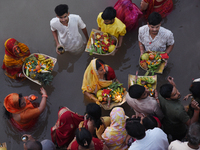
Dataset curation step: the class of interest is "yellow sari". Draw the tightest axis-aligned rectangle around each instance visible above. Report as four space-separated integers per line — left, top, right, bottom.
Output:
82 59 112 93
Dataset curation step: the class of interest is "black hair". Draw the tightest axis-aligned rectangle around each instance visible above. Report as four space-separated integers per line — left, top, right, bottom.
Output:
96 59 105 71
148 12 162 26
101 7 116 20
25 140 42 150
75 128 92 148
18 93 22 108
3 107 11 119
189 82 200 99
159 83 173 98
86 103 102 129
142 115 158 130
125 118 145 140
54 4 69 16
128 84 145 99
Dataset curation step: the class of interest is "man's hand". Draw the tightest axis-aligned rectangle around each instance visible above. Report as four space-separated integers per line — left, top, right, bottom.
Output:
191 100 200 110
167 76 176 86
22 134 35 141
56 45 62 55
183 94 192 101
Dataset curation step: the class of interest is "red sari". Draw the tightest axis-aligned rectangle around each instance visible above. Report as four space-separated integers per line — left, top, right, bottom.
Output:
144 0 173 20
114 0 143 31
71 137 104 150
51 108 84 147
2 38 30 79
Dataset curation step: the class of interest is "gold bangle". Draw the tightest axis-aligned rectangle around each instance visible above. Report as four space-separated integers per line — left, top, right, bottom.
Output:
42 95 48 98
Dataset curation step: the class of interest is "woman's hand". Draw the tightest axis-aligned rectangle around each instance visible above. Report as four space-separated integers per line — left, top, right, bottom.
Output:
183 94 192 101
96 125 105 140
40 87 47 95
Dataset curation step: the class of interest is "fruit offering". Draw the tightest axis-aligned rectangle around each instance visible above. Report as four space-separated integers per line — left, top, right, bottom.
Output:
96 82 126 107
136 76 156 96
23 54 55 85
140 51 168 75
87 31 117 55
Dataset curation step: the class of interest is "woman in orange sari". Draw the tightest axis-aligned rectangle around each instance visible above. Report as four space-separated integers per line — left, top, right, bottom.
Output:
2 38 30 80
140 0 173 20
4 87 47 131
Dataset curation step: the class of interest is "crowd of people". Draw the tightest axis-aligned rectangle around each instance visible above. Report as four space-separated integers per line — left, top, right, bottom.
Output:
2 1 200 150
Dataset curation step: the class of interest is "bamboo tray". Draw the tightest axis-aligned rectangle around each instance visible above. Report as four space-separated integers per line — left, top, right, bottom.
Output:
139 51 166 74
22 53 57 85
85 29 118 56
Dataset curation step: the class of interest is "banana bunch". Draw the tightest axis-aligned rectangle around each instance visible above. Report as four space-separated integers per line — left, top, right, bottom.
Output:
38 55 53 66
38 54 46 61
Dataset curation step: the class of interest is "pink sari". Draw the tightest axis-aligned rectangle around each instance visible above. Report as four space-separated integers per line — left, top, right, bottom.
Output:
114 0 143 31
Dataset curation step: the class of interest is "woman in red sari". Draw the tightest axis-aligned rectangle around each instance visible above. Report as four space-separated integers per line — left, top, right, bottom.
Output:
2 38 30 80
51 107 84 148
140 0 173 20
69 128 108 150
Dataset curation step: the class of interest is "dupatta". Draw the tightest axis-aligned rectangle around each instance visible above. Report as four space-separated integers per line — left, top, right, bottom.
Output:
144 0 155 20
2 38 30 79
82 59 112 93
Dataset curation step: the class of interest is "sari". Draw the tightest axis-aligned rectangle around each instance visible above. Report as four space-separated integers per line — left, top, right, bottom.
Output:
82 59 112 93
2 38 30 79
4 93 40 130
144 0 173 20
114 0 143 31
102 107 128 150
51 108 84 147
71 137 104 150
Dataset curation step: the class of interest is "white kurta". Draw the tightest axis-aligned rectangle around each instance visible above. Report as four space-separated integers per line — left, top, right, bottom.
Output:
138 25 174 52
50 14 86 53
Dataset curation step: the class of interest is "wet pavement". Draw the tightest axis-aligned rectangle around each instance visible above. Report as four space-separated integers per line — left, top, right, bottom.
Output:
0 0 200 149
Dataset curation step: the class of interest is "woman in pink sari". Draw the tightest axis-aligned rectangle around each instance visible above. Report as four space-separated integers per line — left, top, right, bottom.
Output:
114 0 143 31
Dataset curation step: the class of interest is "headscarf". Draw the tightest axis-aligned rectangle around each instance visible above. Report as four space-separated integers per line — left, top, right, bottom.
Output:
82 59 112 93
102 107 128 150
51 108 84 147
4 93 34 114
2 38 30 79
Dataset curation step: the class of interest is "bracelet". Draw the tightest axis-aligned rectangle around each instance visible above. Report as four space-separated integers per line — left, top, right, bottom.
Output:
42 95 48 98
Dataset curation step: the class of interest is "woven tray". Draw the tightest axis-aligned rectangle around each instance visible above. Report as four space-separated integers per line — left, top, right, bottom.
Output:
85 29 118 56
22 53 57 85
139 51 166 74
128 74 157 90
96 91 127 110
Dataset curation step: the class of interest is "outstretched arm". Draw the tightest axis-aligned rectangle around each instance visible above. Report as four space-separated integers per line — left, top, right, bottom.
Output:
38 87 47 113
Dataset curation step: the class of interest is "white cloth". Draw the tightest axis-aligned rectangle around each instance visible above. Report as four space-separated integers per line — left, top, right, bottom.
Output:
50 14 86 53
41 139 56 150
126 93 164 120
129 128 169 150
138 25 174 52
168 140 200 150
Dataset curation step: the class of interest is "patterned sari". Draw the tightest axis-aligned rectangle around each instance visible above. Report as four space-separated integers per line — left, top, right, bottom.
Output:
82 59 112 93
144 0 173 20
2 38 30 79
4 93 40 130
102 107 128 150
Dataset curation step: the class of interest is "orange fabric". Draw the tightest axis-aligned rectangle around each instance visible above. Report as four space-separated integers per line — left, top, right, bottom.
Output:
2 38 30 79
4 93 40 130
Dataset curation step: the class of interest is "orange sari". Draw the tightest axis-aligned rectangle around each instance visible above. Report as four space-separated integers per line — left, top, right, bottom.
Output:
144 0 173 19
2 38 30 79
4 93 40 130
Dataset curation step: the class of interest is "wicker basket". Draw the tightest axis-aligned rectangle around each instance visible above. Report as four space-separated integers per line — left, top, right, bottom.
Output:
128 74 157 90
139 51 166 74
85 29 118 56
22 53 57 85
98 91 127 110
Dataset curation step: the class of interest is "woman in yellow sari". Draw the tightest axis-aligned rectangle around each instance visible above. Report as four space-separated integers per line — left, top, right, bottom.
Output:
82 58 117 101
2 38 30 80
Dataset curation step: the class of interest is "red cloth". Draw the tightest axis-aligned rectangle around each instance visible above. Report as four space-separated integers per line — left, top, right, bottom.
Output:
51 110 84 147
106 66 116 80
153 116 162 128
154 0 167 6
160 53 169 59
71 137 104 150
114 0 142 31
144 0 173 20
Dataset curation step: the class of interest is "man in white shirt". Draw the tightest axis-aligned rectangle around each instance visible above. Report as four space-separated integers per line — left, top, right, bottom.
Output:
126 84 163 120
138 12 174 56
50 4 89 54
168 123 200 150
125 118 169 150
